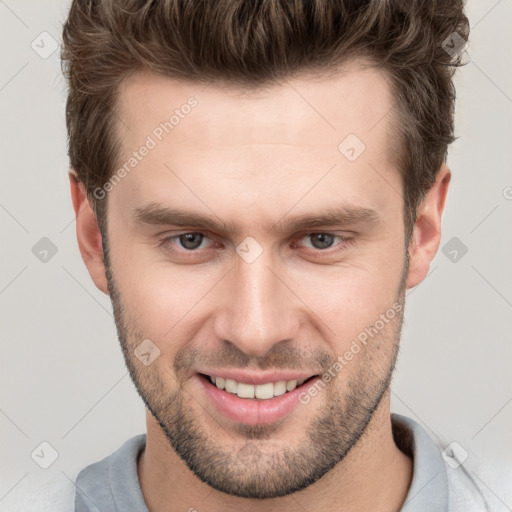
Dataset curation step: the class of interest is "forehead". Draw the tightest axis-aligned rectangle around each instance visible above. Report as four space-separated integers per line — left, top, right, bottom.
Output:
111 60 400 225
116 60 395 147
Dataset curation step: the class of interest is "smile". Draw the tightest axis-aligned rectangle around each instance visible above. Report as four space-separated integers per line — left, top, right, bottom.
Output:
206 375 309 400
197 372 321 425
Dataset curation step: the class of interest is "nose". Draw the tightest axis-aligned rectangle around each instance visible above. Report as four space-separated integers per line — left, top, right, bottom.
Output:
213 250 301 356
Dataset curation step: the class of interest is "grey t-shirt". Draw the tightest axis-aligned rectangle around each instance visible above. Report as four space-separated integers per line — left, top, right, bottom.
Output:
74 413 488 511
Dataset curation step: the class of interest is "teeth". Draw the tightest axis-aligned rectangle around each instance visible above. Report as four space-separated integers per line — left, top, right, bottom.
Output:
255 382 274 399
237 383 255 399
273 380 287 396
209 375 308 399
286 380 298 391
225 379 237 394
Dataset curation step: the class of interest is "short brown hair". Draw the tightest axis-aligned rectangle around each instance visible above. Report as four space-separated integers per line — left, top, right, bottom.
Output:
62 0 469 242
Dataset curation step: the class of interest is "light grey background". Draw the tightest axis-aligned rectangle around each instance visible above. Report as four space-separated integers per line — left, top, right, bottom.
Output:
1 0 511 509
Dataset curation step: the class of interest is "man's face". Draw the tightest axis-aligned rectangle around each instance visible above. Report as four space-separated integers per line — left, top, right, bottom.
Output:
104 61 408 498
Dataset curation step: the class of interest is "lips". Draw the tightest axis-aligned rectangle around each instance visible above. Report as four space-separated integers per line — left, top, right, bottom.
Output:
196 371 320 425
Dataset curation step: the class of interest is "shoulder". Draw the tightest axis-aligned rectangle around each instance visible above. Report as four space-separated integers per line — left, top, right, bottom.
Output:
445 465 489 511
0 472 76 512
0 435 148 512
391 413 491 512
74 433 147 511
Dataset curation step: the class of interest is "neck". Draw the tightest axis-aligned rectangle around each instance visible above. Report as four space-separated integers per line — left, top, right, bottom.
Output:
138 391 413 512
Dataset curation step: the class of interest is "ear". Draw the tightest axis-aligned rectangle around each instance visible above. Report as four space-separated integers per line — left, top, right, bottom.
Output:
406 164 451 289
69 172 109 295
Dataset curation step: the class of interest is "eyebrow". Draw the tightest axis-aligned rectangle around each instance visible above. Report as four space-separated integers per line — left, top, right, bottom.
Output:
133 202 380 234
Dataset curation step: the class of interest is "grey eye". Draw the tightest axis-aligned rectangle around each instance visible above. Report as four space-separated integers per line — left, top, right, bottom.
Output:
178 233 204 250
309 233 335 249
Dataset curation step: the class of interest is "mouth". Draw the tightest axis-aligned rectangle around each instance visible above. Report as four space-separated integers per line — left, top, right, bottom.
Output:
196 372 321 425
199 373 317 399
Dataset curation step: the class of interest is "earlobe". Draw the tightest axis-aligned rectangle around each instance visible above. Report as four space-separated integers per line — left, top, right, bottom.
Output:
405 164 451 289
69 172 109 295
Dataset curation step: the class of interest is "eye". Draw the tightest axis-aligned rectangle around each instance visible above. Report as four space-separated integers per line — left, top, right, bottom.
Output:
177 233 206 250
297 233 350 251
160 232 213 251
157 231 353 259
305 233 337 250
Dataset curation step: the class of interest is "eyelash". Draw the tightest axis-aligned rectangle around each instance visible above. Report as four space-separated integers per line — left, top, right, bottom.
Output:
157 231 354 256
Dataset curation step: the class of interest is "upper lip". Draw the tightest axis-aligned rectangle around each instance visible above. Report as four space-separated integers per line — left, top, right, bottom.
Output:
198 369 317 385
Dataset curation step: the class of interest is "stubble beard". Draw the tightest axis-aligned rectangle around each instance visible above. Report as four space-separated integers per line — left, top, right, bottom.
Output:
103 238 408 498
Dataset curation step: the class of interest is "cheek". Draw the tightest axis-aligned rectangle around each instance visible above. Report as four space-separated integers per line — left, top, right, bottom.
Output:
289 249 405 350
112 250 216 346
110 219 405 354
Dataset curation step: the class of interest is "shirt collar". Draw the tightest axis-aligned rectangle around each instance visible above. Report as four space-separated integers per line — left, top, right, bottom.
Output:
104 414 449 512
392 413 449 512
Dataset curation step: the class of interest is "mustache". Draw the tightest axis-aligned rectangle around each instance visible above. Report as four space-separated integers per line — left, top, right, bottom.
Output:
173 342 334 376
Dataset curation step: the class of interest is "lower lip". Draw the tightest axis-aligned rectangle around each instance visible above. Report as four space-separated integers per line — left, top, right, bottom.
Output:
197 375 319 426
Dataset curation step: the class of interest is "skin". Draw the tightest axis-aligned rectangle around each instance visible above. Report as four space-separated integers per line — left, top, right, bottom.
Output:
70 59 450 511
